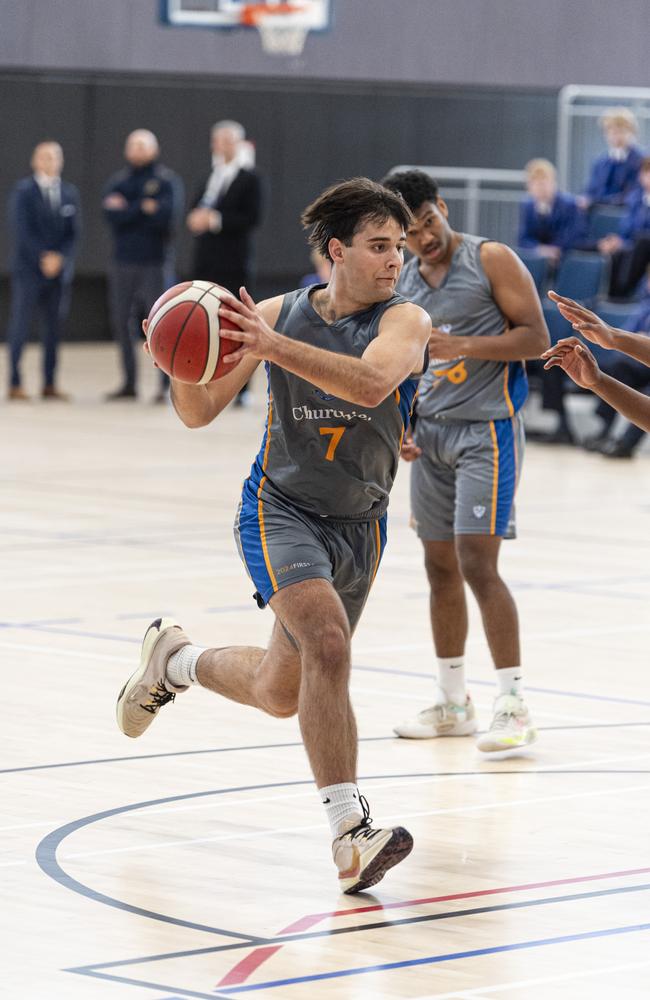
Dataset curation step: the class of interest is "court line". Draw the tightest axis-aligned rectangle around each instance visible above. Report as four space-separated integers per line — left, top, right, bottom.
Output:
217 881 650 986
214 920 650 993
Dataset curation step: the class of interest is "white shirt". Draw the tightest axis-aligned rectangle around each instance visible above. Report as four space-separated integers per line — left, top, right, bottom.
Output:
200 155 241 208
34 172 61 211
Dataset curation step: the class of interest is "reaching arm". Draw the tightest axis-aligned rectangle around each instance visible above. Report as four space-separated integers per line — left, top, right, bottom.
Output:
542 336 650 433
430 243 549 363
219 291 431 408
548 290 650 368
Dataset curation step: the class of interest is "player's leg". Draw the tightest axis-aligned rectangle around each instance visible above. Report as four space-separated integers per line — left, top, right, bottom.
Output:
454 416 536 752
393 439 476 739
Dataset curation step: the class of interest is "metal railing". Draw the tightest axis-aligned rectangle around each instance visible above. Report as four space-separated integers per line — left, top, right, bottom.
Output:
390 165 525 246
557 85 650 194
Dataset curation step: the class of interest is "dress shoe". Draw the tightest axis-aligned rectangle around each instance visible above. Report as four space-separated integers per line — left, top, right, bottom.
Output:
8 386 30 401
105 387 137 401
528 426 575 445
601 440 635 459
42 386 70 401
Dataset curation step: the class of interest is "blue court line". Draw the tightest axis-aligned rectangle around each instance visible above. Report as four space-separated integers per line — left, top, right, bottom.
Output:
353 664 650 707
216 921 650 993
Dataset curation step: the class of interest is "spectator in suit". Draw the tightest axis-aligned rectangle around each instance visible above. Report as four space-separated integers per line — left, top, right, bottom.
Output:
598 157 650 298
187 120 263 406
581 107 643 209
518 159 586 267
103 129 182 401
6 141 80 401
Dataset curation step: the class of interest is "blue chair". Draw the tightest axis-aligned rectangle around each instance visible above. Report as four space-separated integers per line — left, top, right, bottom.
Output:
587 205 626 242
553 251 606 305
516 248 550 294
542 302 573 345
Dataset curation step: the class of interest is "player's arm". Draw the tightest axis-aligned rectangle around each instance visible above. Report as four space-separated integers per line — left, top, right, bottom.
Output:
221 293 431 407
542 336 650 433
548 290 650 368
431 243 549 362
148 296 282 428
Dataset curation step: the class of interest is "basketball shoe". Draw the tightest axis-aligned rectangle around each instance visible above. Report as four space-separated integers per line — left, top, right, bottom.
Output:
116 618 190 738
393 692 477 739
476 694 537 753
332 796 413 894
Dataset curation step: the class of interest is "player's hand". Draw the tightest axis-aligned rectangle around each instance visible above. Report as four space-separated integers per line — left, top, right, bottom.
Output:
218 287 278 363
547 291 618 350
400 429 422 462
428 326 463 360
140 320 158 366
541 336 602 390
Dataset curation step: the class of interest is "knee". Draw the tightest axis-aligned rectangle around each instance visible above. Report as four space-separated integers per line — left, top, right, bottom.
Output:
424 552 462 592
458 548 499 594
303 621 350 673
257 681 299 719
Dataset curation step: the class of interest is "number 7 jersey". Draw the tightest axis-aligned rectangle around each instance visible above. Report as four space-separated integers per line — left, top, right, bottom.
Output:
246 285 419 522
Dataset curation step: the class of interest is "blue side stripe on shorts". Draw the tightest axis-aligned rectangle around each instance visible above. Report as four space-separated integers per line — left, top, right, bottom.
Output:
494 418 516 536
507 360 529 413
236 484 275 604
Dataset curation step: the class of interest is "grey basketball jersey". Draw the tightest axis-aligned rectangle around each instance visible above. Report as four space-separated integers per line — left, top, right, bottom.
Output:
398 234 528 421
247 286 419 521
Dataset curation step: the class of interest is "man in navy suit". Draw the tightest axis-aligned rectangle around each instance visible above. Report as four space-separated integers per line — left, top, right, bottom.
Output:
518 159 587 265
6 141 80 400
187 120 263 406
582 107 644 209
598 157 650 297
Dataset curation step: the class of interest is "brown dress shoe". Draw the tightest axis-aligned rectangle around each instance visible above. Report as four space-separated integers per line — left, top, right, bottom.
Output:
42 386 70 401
8 387 31 401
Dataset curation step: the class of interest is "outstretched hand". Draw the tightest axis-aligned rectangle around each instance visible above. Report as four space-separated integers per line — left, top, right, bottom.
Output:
547 290 619 350
541 336 602 390
400 429 422 462
219 287 278 364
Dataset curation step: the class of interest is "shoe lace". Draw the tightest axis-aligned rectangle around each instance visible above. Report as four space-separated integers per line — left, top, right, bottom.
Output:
344 793 381 842
491 709 517 731
141 680 176 715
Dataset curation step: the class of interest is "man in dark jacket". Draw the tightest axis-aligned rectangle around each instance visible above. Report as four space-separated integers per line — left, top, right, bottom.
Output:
6 141 80 400
187 120 263 406
187 120 263 297
103 129 182 401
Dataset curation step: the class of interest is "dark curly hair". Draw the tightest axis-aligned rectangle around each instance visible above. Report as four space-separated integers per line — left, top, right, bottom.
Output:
381 170 440 214
301 177 412 261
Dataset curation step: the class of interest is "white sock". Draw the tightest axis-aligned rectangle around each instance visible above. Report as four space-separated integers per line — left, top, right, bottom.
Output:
319 783 363 838
496 666 523 698
436 656 466 704
165 644 206 687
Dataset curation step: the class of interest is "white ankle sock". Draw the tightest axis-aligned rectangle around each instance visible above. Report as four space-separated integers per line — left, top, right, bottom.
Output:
319 783 363 838
165 644 206 687
436 656 466 704
496 666 523 698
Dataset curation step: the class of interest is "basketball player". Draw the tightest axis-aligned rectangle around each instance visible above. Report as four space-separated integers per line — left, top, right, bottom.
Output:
116 178 431 893
382 170 549 752
543 290 650 428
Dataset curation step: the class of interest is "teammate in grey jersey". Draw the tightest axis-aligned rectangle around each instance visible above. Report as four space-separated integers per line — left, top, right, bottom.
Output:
115 177 430 893
383 170 549 752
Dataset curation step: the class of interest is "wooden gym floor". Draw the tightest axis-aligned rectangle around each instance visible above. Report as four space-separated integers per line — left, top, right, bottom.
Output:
2 344 650 999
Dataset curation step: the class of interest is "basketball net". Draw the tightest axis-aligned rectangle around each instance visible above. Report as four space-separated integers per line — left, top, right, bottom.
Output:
240 3 310 56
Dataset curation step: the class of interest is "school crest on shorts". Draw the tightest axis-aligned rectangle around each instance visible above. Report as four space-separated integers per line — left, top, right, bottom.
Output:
473 505 486 519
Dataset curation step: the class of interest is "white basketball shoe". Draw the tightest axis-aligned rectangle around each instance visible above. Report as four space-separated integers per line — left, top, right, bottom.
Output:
116 618 190 738
393 692 477 739
476 694 537 753
332 797 414 894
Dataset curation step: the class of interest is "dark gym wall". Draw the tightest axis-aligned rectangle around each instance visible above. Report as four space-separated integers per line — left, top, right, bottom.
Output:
0 69 557 338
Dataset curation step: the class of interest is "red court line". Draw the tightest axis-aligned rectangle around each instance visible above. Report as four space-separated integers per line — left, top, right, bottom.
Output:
216 865 650 987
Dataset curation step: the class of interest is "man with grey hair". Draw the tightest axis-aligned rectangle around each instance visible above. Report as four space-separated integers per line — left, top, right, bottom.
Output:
102 129 183 401
187 118 263 300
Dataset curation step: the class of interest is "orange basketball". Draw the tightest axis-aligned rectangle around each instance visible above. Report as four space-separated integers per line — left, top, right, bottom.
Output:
146 280 241 383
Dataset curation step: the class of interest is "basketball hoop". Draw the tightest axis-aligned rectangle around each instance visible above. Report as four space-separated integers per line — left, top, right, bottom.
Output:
241 3 310 56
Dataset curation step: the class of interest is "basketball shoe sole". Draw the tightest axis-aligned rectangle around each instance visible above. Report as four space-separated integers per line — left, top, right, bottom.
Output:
333 825 414 894
116 617 189 738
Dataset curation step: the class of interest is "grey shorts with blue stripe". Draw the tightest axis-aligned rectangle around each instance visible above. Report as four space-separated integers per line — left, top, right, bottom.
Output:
234 479 387 632
410 414 524 540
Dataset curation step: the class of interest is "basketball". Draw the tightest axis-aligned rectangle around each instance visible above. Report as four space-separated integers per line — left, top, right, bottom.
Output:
146 280 241 383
